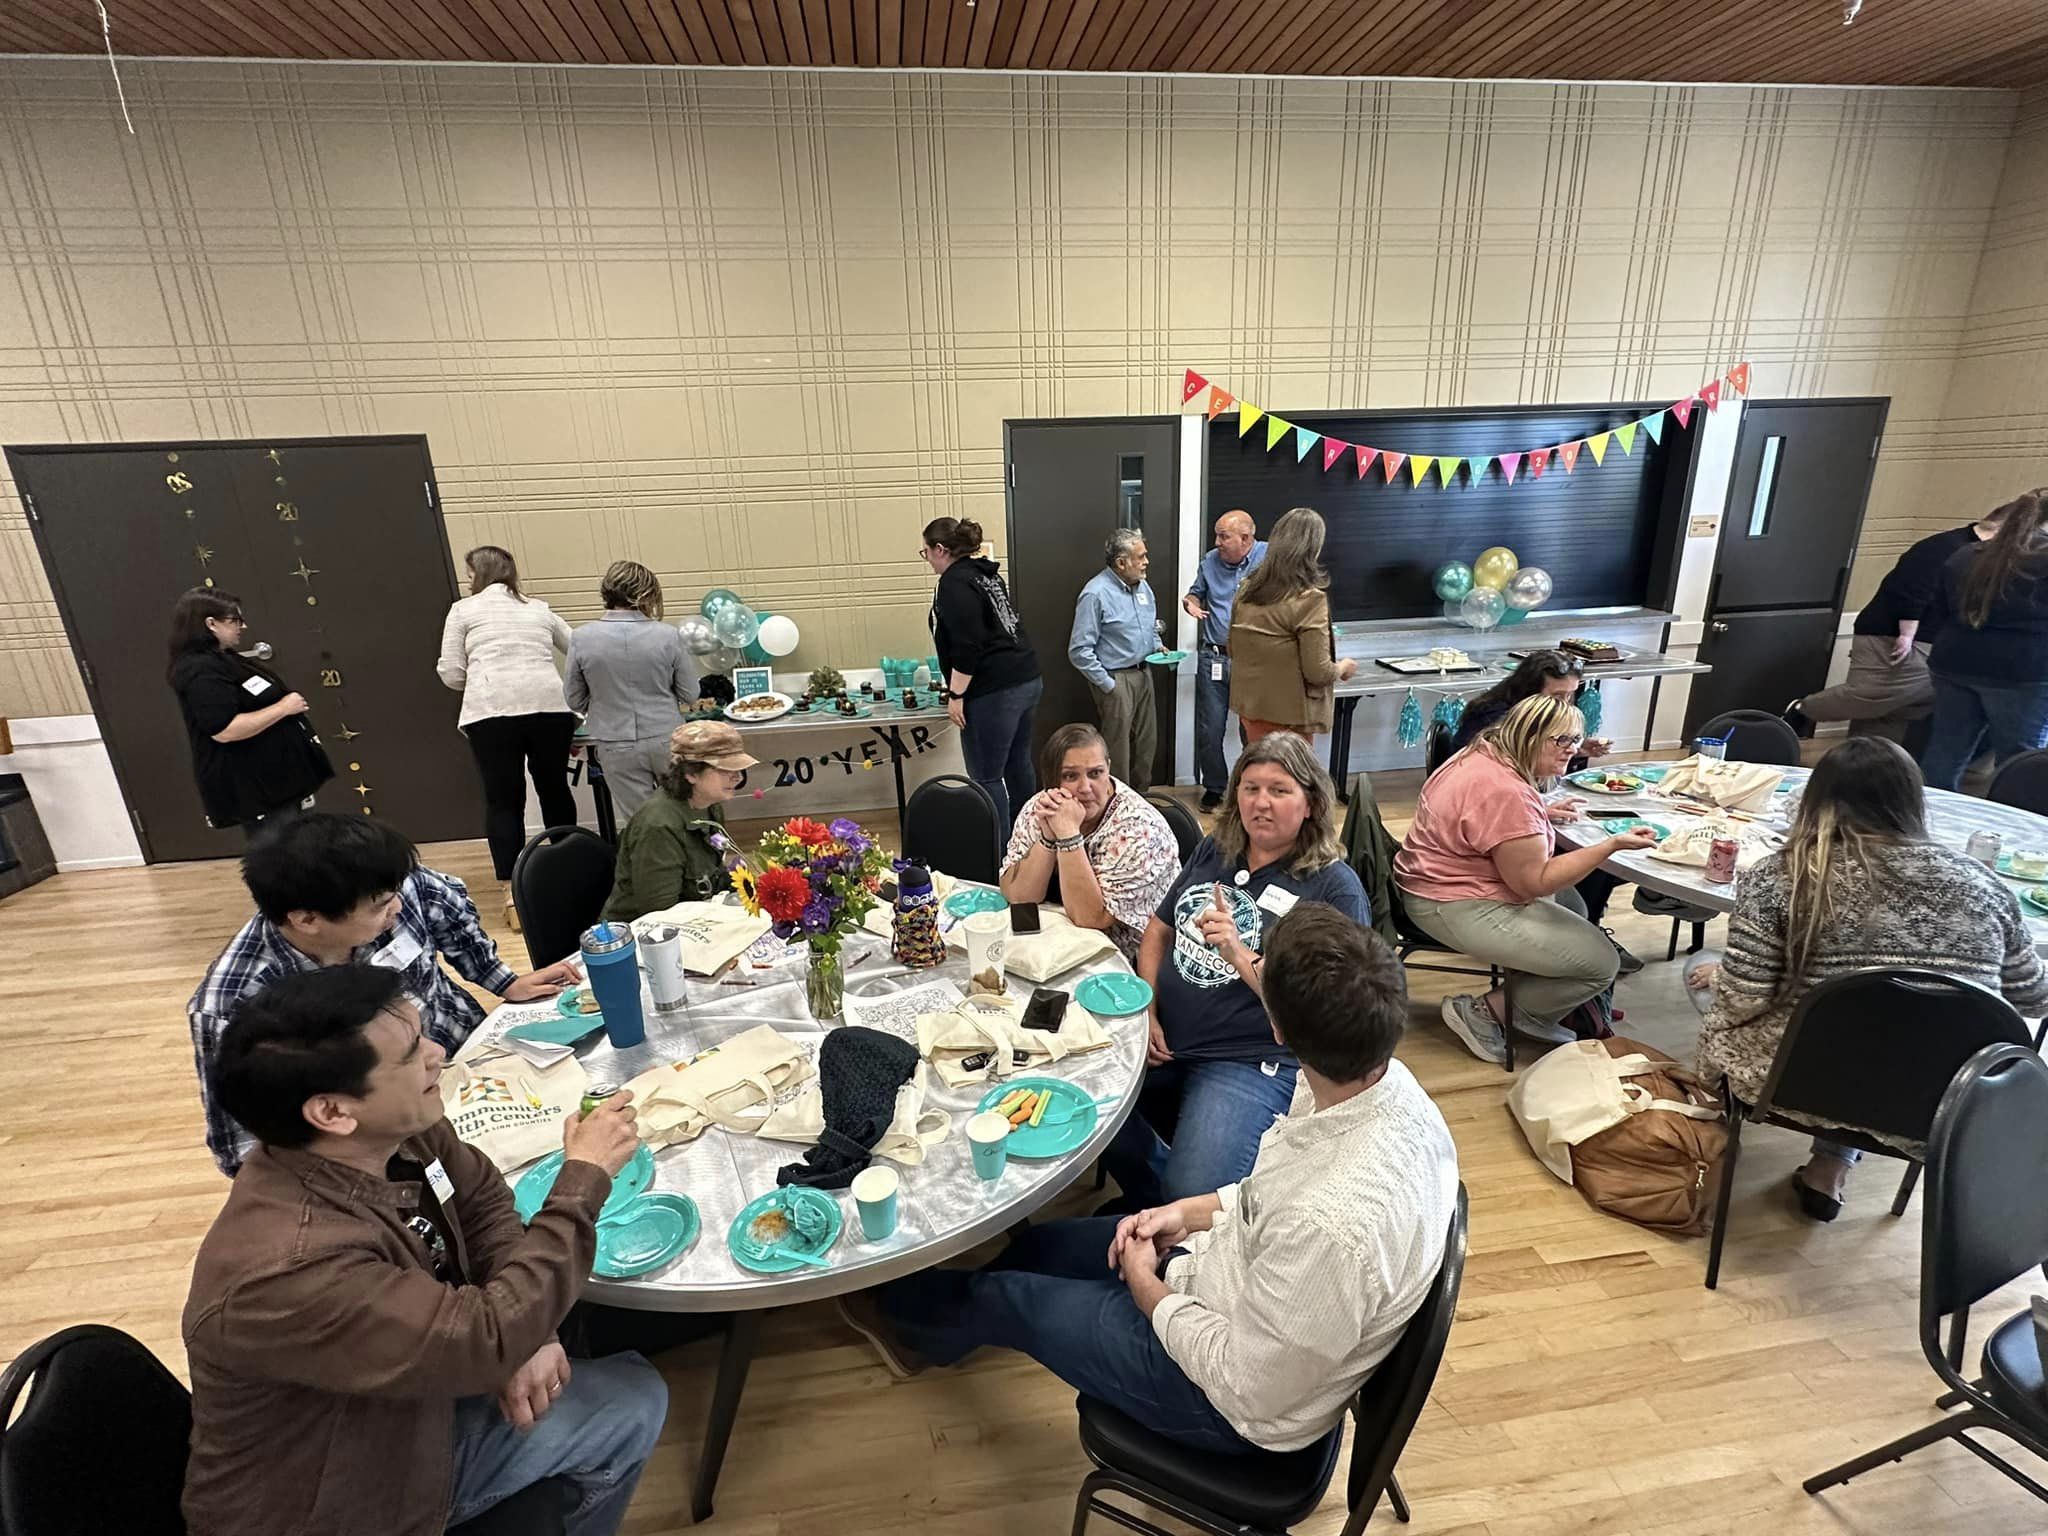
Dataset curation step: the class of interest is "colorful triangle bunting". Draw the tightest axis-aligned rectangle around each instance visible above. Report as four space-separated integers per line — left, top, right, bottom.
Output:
1322 438 1348 472
1381 450 1406 483
1238 403 1264 438
1528 448 1549 481
1559 440 1582 473
1699 379 1721 413
1499 451 1520 486
1205 386 1233 421
1725 362 1751 397
1409 454 1434 486
1437 456 1462 486
1182 369 1207 404
1266 414 1293 450
1616 421 1638 456
1587 432 1610 465
1673 396 1696 430
1294 428 1321 463
1641 411 1665 444
1354 447 1379 480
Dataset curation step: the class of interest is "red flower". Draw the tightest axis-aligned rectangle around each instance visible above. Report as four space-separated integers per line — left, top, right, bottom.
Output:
756 866 813 924
783 817 834 849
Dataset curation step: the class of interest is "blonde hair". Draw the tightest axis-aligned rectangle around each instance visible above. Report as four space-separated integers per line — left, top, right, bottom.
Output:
1212 730 1345 876
599 560 663 619
1236 507 1328 610
1479 693 1585 783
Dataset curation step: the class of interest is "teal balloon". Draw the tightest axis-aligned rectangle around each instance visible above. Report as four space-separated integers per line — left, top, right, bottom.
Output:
1498 604 1530 626
1433 562 1474 601
701 587 745 620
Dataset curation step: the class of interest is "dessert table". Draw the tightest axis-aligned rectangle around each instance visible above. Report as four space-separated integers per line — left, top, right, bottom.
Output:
456 907 1147 1520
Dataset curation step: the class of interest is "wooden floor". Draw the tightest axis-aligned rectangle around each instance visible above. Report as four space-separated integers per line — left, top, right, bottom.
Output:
5 773 2045 1535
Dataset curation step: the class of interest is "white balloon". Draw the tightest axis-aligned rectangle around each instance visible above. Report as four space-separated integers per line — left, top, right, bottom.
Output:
756 614 800 657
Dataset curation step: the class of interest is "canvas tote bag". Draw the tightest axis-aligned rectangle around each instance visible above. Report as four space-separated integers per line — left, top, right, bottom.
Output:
945 908 1117 984
441 1051 590 1172
751 1059 953 1167
619 1023 815 1149
633 900 772 976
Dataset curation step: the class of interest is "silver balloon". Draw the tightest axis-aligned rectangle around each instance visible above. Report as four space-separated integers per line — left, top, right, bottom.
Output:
1459 587 1506 631
1504 566 1554 611
712 603 760 649
677 613 719 656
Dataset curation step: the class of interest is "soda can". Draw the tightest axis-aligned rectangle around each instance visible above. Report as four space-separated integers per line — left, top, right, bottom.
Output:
1966 830 2002 869
1705 836 1738 884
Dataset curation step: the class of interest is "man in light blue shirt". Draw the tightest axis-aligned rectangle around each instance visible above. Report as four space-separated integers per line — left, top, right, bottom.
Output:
1069 529 1158 790
1184 511 1267 811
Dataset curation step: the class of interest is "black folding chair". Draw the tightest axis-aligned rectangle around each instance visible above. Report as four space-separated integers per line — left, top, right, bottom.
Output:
1804 1043 2048 1506
1987 748 2048 815
511 825 619 971
1694 709 1804 767
1704 968 2031 1290
1145 792 1203 863
1423 721 1456 777
1071 1184 1467 1536
0 1323 572 1535
903 773 1002 885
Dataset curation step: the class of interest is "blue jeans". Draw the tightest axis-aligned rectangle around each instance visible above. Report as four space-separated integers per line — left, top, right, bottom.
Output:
878 1218 1254 1454
1101 1057 1298 1210
962 675 1043 843
1919 672 2048 791
1193 650 1234 797
447 1352 667 1536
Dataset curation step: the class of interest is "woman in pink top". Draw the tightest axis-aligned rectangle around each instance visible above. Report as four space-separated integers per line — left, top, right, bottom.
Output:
1393 693 1657 1064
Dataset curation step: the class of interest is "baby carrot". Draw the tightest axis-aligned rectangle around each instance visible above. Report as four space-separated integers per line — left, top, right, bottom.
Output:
1008 1093 1038 1126
1028 1090 1050 1128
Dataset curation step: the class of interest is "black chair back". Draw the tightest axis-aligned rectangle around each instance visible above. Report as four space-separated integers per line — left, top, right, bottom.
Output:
1337 1183 1468 1534
1145 792 1203 864
1925 1044 2048 1321
1423 721 1456 776
0 1325 191 1536
903 775 1002 885
511 825 619 970
1694 709 1803 766
1988 749 2048 815
1756 968 2030 1142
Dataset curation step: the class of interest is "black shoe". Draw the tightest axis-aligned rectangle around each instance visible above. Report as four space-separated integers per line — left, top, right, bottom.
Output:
1602 928 1644 976
1782 700 1816 740
1790 1170 1842 1223
1199 792 1223 814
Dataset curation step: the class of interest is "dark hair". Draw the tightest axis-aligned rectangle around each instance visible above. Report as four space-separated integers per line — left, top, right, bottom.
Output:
1037 722 1109 791
1467 649 1584 717
210 965 407 1150
922 518 984 560
242 813 418 924
167 587 244 682
465 545 522 600
599 560 663 618
1260 905 1407 1081
1960 490 2048 627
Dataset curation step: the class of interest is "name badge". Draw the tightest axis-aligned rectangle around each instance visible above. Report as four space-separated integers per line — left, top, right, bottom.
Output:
1209 660 1224 682
369 929 425 972
1255 885 1299 918
424 1157 457 1209
241 675 272 696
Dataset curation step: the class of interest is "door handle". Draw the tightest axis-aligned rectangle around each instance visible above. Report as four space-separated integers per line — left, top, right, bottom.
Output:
238 641 274 661
1709 621 1729 635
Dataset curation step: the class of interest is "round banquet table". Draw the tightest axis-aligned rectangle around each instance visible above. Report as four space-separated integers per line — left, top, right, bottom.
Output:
1549 761 2048 955
455 902 1148 1518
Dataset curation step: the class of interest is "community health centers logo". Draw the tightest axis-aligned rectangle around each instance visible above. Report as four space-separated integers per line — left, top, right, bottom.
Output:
1170 882 1262 987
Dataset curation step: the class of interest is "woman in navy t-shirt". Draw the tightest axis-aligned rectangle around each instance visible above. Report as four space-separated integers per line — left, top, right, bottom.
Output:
1101 731 1370 1209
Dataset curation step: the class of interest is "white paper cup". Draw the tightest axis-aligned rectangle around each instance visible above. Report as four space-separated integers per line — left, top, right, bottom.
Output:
966 1109 1011 1180
963 910 1009 995
851 1164 900 1240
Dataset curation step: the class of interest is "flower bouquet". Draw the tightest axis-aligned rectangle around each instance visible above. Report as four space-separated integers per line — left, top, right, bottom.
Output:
729 816 888 1020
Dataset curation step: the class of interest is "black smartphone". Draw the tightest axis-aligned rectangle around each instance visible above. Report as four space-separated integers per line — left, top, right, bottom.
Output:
1022 987 1070 1031
1010 901 1042 934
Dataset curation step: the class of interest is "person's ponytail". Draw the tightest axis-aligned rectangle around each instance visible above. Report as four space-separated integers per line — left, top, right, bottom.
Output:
1961 491 2048 628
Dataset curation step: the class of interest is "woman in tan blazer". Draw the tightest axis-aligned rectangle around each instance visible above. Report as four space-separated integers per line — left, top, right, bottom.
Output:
1227 506 1358 739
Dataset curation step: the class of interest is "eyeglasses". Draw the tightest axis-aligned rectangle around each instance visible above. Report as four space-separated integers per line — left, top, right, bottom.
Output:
917 547 933 560
1547 733 1586 749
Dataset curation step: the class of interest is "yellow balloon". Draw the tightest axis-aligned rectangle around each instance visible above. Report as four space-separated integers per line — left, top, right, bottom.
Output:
1472 546 1520 590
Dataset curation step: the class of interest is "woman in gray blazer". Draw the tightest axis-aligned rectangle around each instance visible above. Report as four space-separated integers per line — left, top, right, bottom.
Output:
564 561 698 819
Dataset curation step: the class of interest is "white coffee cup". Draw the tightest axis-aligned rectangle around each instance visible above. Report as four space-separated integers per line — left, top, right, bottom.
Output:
963 910 1009 995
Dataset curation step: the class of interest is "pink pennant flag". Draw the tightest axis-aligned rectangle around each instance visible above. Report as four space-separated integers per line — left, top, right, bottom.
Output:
1559 440 1582 473
1381 450 1407 483
1527 448 1549 481
1699 379 1722 413
1673 396 1696 430
1498 451 1520 486
1322 438 1349 472
1725 362 1751 397
1354 447 1379 480
1205 386 1233 421
1182 368 1207 405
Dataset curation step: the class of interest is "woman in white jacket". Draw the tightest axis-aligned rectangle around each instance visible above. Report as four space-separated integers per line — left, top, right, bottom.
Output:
437 546 580 916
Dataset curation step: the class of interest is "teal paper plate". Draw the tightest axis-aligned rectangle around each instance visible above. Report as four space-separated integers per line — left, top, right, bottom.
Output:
1594 816 1671 842
1074 972 1153 1017
515 1143 655 1225
1144 650 1189 666
505 1011 606 1049
943 887 1009 919
1569 769 1646 794
555 987 604 1027
976 1076 1098 1158
2022 886 2048 916
727 1186 843 1275
594 1192 699 1279
1634 765 1668 782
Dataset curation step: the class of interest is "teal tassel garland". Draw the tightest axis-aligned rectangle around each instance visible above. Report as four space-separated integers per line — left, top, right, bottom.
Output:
1397 688 1423 748
1580 680 1603 734
1433 694 1466 733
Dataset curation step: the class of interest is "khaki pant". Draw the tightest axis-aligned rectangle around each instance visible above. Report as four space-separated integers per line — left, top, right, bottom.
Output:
1096 666 1156 792
1402 884 1616 1026
1801 634 1934 742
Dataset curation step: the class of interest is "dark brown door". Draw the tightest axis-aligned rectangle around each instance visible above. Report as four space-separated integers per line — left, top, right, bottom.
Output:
9 435 481 862
1685 399 1888 733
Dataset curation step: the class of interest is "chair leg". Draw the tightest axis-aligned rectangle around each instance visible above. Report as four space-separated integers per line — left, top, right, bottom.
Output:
1665 919 1679 963
1891 1161 1922 1218
1803 1411 1995 1495
1386 1472 1411 1523
1688 921 1706 955
1704 1110 1744 1290
2035 1017 2046 1052
1499 976 1517 1074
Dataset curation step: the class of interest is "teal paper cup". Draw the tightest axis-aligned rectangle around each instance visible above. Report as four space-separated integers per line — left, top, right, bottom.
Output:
851 1165 899 1240
967 1110 1010 1181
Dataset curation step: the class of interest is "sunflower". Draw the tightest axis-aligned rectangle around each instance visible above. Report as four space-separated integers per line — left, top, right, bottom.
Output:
730 864 761 916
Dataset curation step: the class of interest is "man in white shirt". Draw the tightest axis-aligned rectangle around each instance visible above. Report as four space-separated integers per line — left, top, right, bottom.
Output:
840 905 1459 1454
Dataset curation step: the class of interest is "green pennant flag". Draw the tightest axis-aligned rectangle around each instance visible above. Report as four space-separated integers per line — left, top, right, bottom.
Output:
1616 420 1638 456
1641 411 1665 445
1437 456 1461 486
1238 403 1264 438
1266 414 1292 451
1294 428 1321 462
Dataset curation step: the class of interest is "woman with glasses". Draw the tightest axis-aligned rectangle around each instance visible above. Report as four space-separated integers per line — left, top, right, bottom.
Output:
922 516 1042 840
166 587 334 837
1394 693 1656 1064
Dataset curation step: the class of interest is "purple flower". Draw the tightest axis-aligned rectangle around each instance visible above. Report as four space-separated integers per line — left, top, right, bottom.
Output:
771 919 800 942
828 817 862 842
800 897 834 935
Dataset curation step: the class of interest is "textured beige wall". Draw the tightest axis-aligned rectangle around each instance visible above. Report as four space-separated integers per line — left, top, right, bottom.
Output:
0 62 2024 719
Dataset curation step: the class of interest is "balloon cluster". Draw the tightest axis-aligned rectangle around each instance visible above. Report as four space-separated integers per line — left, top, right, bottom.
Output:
1430 548 1553 631
679 589 802 674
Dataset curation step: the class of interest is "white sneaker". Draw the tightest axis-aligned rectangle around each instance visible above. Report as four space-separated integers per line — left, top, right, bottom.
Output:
1440 995 1508 1064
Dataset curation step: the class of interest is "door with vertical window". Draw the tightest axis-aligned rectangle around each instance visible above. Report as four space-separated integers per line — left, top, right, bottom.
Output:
1684 399 1888 732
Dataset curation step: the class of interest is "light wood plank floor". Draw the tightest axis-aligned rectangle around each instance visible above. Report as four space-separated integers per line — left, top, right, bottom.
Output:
4 772 2044 1534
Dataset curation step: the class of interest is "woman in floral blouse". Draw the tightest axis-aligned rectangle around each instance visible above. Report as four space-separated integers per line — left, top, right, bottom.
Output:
999 722 1182 960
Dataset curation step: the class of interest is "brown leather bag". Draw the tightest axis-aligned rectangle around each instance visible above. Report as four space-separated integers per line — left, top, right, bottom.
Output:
1567 1037 1728 1235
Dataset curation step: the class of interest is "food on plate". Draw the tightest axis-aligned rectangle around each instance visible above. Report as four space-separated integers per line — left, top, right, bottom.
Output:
570 987 601 1015
1427 646 1473 668
2011 849 2048 879
727 693 788 718
1559 637 1622 662
748 1208 792 1244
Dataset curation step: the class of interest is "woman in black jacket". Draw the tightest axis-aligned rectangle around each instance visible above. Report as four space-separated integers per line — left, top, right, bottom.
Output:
166 588 334 836
1922 489 2048 790
923 517 1043 839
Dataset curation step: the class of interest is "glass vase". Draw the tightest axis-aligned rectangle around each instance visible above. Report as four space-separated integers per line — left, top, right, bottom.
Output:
805 944 844 1022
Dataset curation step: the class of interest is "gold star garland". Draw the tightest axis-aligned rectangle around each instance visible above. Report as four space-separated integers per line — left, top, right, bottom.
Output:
269 447 370 815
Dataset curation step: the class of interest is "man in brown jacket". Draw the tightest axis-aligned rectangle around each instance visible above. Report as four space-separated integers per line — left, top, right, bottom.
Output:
181 963 666 1536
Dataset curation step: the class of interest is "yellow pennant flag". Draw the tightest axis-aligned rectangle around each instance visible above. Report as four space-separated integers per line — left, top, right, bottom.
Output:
1437 456 1461 486
1409 454 1434 486
1587 432 1611 465
1615 420 1638 456
1266 414 1293 450
1237 403 1264 439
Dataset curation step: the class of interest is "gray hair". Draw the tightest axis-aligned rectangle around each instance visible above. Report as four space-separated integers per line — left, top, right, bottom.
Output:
1105 528 1147 567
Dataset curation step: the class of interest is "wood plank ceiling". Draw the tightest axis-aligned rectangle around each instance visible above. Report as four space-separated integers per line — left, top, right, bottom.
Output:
4 0 2047 86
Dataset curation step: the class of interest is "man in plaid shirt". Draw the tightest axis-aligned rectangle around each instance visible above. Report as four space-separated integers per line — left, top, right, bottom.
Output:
190 813 581 1175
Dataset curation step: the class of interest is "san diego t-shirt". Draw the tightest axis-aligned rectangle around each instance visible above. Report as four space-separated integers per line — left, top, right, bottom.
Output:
1153 835 1370 1064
